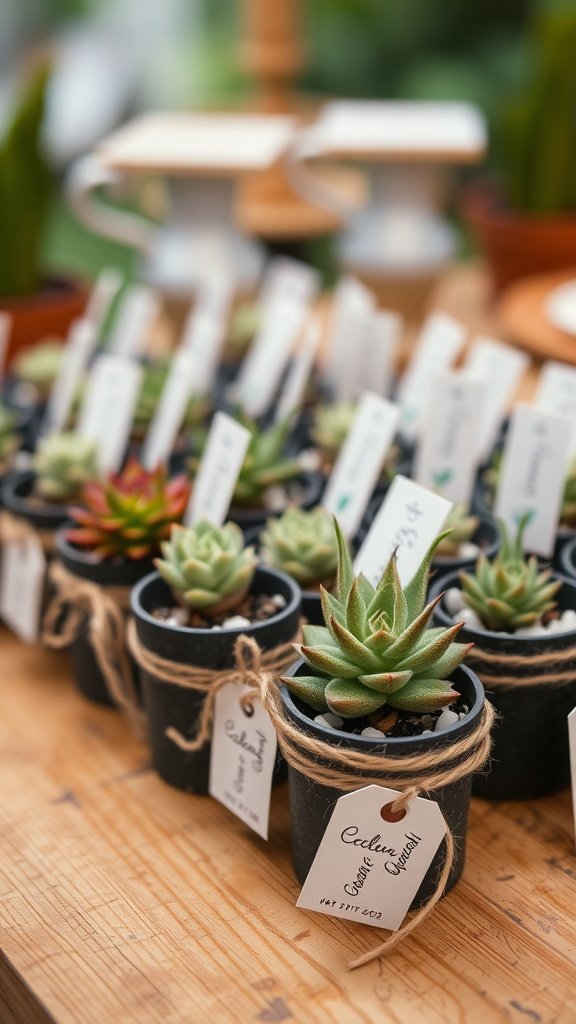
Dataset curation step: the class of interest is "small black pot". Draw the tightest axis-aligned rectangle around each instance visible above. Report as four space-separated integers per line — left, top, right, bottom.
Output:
430 570 576 800
430 515 499 578
56 533 153 706
1 469 70 531
131 565 301 794
560 537 576 581
228 471 324 534
282 662 485 907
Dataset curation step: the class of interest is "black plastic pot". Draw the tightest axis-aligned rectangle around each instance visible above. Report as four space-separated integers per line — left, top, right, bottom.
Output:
560 538 576 581
228 471 324 535
282 662 485 906
430 570 576 800
1 469 70 531
56 533 153 706
430 515 499 578
131 565 301 794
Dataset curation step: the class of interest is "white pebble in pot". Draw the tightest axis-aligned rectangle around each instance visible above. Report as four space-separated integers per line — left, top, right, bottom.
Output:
458 607 484 630
434 708 460 732
445 587 466 616
459 542 480 559
314 713 343 730
222 615 252 629
361 726 383 738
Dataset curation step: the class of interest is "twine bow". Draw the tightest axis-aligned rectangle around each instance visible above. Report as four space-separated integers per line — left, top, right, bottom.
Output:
258 673 494 970
42 562 147 739
127 622 299 753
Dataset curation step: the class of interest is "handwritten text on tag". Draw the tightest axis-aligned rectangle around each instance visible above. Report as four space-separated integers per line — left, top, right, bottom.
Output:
354 476 452 587
209 682 278 840
494 404 572 557
297 785 447 931
185 412 251 527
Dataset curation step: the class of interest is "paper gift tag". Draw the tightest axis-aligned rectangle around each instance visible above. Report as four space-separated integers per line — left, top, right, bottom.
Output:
354 475 452 587
0 533 46 644
297 785 447 930
44 319 98 435
397 312 466 441
493 404 572 557
108 284 159 359
84 267 123 334
185 412 251 527
413 370 488 506
141 350 198 470
324 277 375 392
233 296 309 419
77 354 143 474
322 392 400 539
0 312 11 381
569 708 576 849
465 336 529 459
209 683 278 840
275 319 321 423
535 360 576 457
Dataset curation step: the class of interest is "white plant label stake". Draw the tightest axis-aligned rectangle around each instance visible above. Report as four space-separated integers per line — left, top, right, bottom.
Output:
234 296 309 419
398 312 466 441
0 533 46 644
209 683 278 841
535 360 576 457
44 319 98 435
322 393 400 540
108 284 159 359
324 277 375 393
354 476 452 588
180 309 227 395
414 370 488 506
297 785 447 931
465 336 529 459
568 708 576 849
362 310 401 399
275 319 321 423
260 256 320 311
83 267 123 334
185 412 251 527
77 354 143 474
493 404 572 558
141 350 198 470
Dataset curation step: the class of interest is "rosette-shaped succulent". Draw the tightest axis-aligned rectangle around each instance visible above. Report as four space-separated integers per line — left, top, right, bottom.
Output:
0 403 19 472
310 401 357 466
13 339 65 396
34 431 99 502
261 506 339 589
234 416 301 506
155 520 257 613
460 516 561 632
284 522 469 717
435 505 479 557
66 460 190 560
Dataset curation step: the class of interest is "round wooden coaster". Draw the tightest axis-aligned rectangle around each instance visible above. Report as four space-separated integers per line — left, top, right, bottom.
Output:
497 268 576 365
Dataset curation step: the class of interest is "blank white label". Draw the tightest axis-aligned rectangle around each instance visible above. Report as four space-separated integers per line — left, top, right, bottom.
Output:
180 309 227 394
108 285 159 359
142 350 198 470
398 312 466 441
44 319 98 435
324 276 375 392
322 392 400 539
465 336 529 459
77 354 143 474
535 360 576 457
185 412 251 527
233 297 309 419
494 404 572 557
275 319 321 423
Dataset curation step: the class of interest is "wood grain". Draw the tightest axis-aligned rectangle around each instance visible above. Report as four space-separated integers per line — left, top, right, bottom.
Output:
0 628 575 1024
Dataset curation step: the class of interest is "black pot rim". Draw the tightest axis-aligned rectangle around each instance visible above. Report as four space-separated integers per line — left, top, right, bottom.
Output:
281 660 485 750
131 565 301 638
1 468 70 522
430 568 576 646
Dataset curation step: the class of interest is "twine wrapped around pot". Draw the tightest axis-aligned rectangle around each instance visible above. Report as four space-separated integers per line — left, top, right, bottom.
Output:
127 620 300 753
467 642 576 687
0 509 56 554
256 672 495 970
42 562 147 739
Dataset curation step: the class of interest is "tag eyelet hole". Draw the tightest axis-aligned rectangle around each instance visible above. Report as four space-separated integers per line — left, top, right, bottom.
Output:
242 703 255 719
380 802 407 823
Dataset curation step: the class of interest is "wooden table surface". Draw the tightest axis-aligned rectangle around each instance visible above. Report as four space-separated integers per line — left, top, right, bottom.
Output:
2 265 575 1024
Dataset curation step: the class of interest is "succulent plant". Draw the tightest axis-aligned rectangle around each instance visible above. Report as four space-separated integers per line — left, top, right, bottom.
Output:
33 431 99 503
435 506 479 557
131 360 211 439
283 521 470 718
261 506 339 589
155 520 257 613
13 339 65 396
460 516 561 632
0 403 19 472
226 302 261 358
311 401 357 466
230 416 301 506
66 460 190 560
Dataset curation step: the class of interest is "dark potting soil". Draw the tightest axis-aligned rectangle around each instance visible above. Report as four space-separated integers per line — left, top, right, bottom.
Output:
319 695 470 740
151 591 287 629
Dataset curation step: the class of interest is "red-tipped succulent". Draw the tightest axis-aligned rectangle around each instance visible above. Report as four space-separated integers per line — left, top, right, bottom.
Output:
67 460 191 561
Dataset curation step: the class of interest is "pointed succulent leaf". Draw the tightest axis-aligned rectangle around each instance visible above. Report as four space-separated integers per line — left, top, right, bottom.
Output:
282 674 329 712
387 678 459 712
324 678 388 718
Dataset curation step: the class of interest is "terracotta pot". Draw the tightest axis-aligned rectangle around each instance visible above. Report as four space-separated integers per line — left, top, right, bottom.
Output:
463 185 576 293
0 277 88 365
